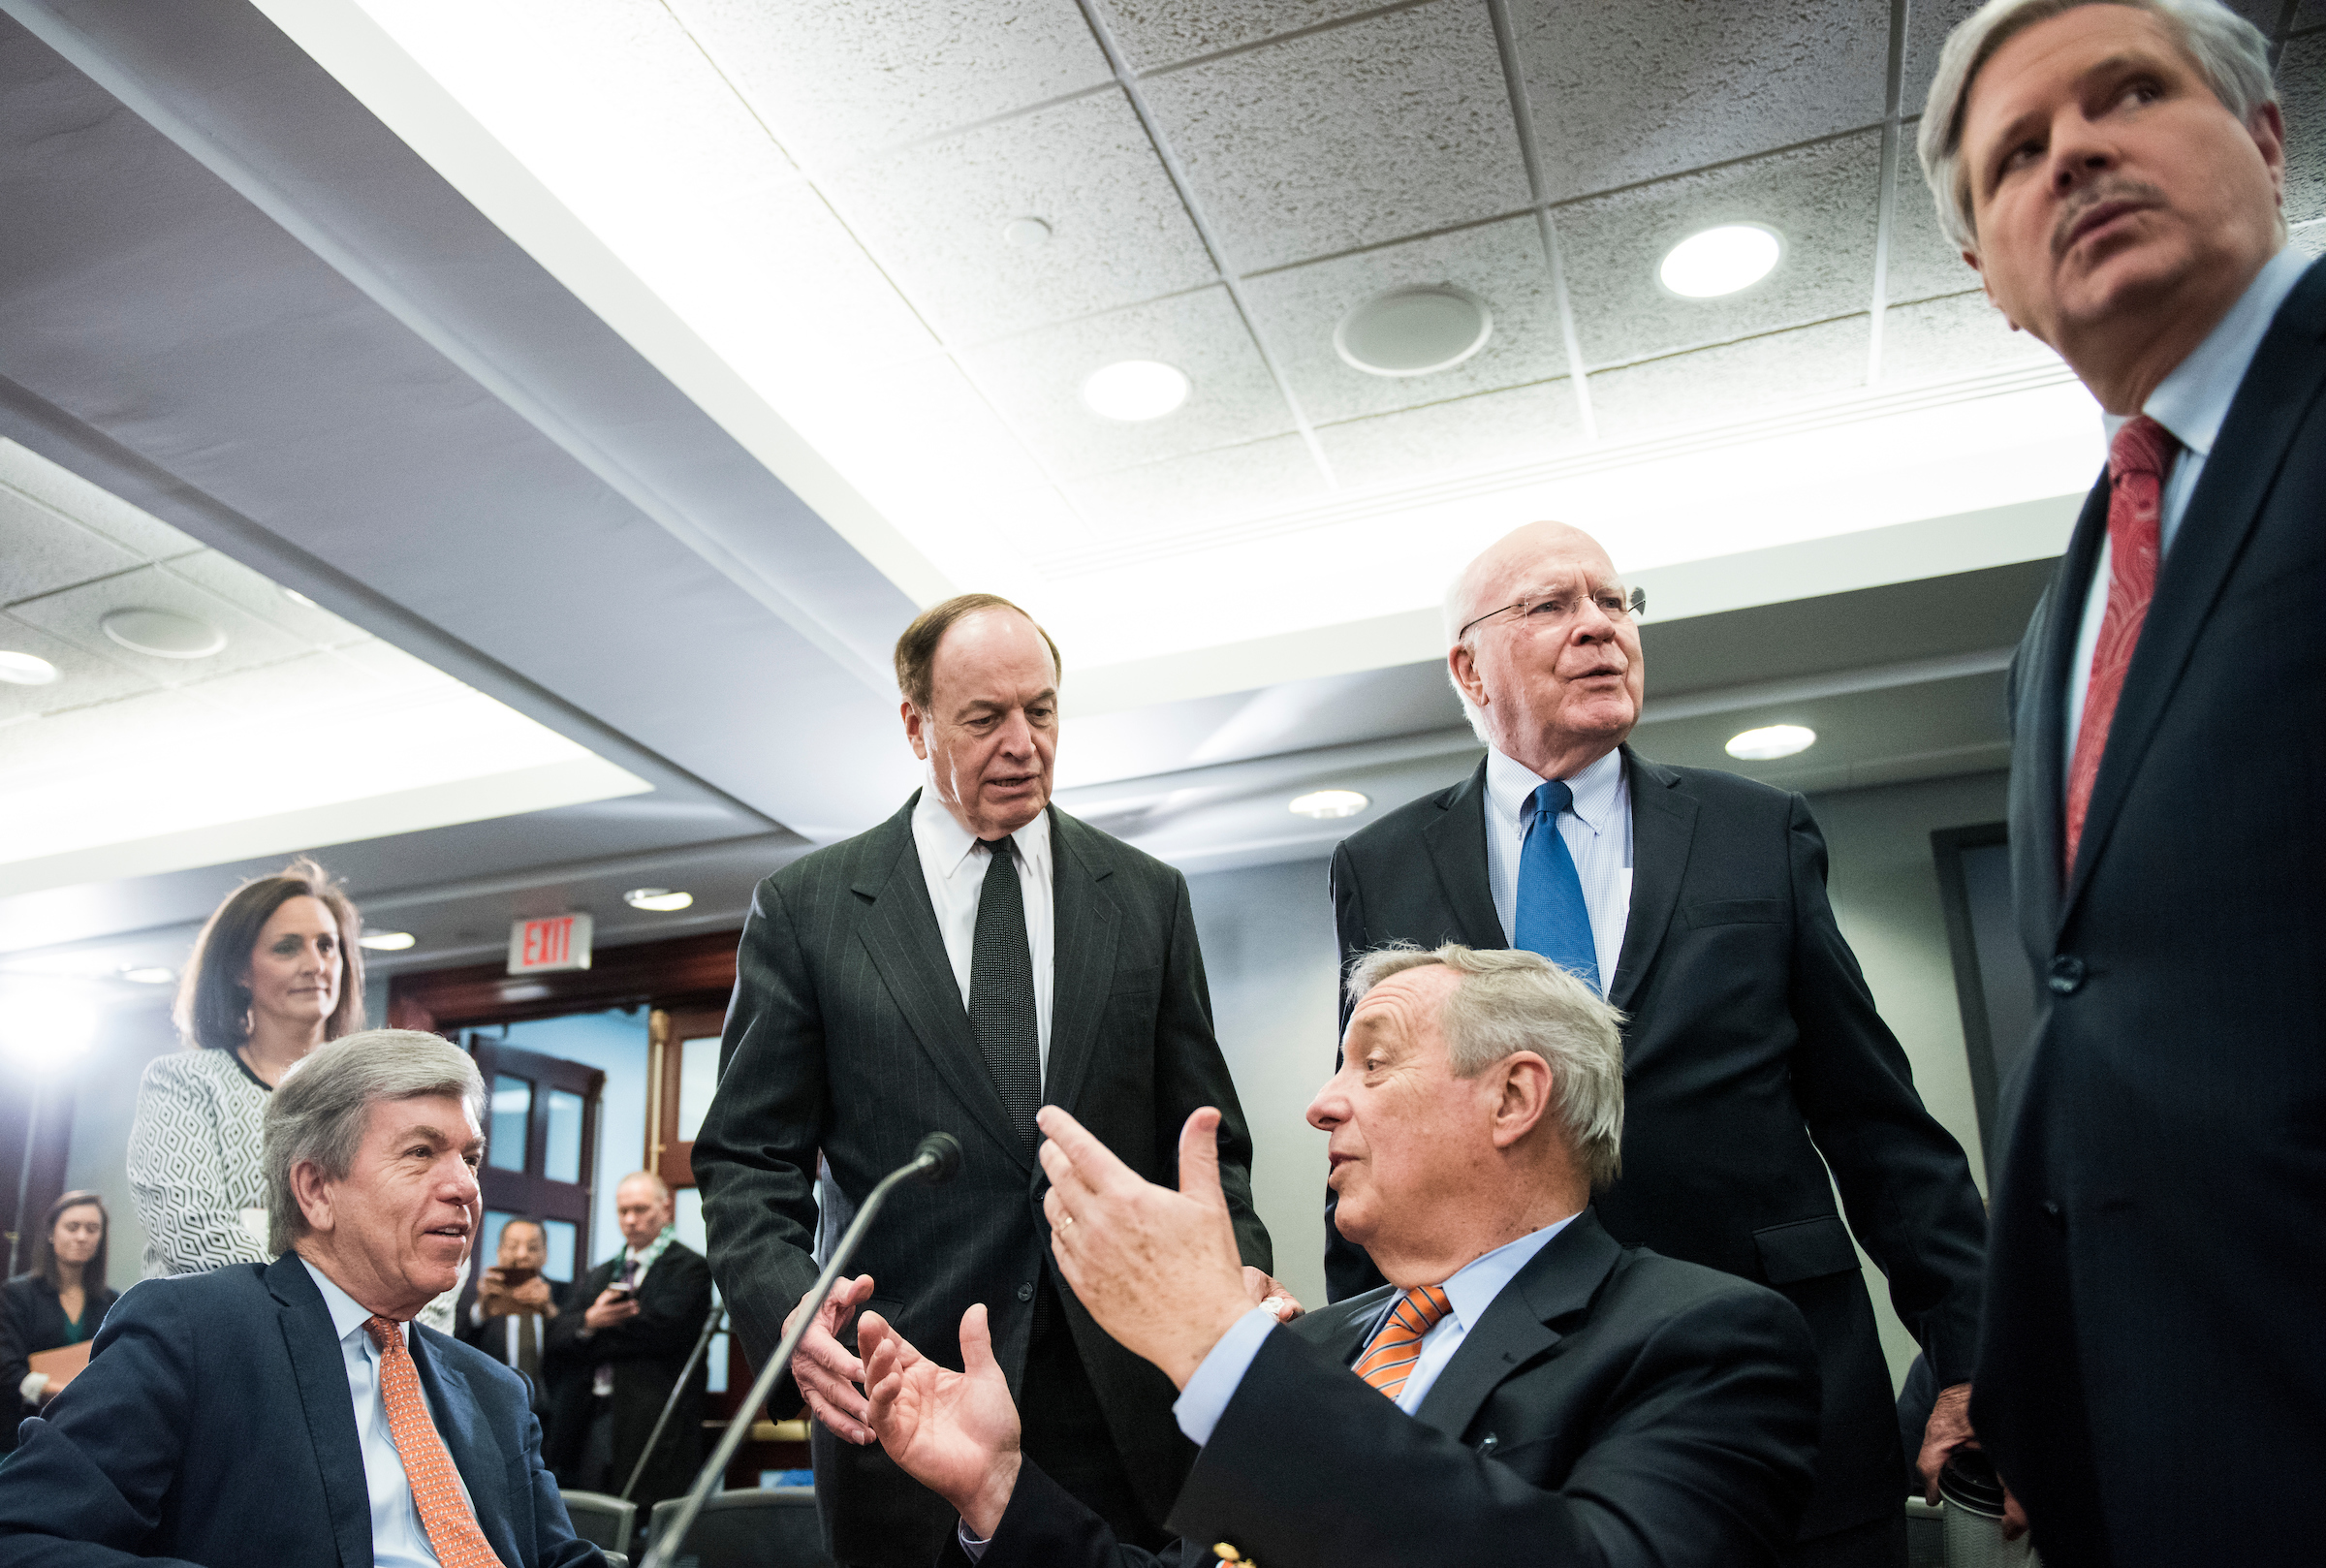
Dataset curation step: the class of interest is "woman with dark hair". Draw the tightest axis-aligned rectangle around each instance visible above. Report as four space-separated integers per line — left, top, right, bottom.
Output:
0 1191 116 1454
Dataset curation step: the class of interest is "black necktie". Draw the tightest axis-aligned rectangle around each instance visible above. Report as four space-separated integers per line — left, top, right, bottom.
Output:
969 835 1041 1147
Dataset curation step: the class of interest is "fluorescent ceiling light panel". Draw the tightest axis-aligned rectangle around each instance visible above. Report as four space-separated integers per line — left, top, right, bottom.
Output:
1658 225 1783 298
1083 361 1192 422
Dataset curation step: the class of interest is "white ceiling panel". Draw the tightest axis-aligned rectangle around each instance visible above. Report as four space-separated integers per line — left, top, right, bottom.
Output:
1557 129 1883 369
2300 2 2326 29
0 615 157 724
821 88 1216 344
0 440 202 560
1900 0 1982 120
1059 433 1325 545
0 486 141 605
9 563 318 686
1242 214 1564 424
173 647 403 718
1886 118 1977 306
1515 0 1888 200
666 0 1115 168
159 549 371 648
1588 315 1870 443
1093 0 1386 71
957 285 1297 475
1312 378 1585 490
1879 291 2065 387
2286 32 2325 228
1138 2 1529 273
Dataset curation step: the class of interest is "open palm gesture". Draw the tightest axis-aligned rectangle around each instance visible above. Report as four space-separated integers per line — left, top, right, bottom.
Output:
861 1304 1023 1538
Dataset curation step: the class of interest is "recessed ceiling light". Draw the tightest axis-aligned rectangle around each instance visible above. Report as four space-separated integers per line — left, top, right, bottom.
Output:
1334 285 1493 377
1658 224 1783 298
281 586 318 608
1082 360 1190 422
118 965 176 985
358 930 418 951
1725 724 1816 761
0 650 59 685
1290 789 1371 820
101 608 227 659
1003 216 1053 248
624 888 695 912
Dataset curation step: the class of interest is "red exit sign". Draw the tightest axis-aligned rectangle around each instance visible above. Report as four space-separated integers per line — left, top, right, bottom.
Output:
507 913 593 975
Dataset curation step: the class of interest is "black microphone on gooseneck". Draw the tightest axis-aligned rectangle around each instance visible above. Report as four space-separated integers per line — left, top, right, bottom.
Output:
640 1131 964 1568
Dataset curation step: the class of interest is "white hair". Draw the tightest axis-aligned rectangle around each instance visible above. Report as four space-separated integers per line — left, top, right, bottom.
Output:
1917 0 2279 253
1346 943 1627 1189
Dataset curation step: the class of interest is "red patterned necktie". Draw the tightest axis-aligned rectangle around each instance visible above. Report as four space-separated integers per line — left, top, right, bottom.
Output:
2064 415 2176 874
362 1316 507 1568
1352 1284 1453 1401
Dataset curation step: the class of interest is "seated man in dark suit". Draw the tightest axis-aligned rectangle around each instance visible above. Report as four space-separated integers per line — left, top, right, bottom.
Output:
862 945 1823 1568
460 1215 569 1419
0 1028 602 1568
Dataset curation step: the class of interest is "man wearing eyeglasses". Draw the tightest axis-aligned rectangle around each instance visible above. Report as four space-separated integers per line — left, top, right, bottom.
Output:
1324 520 1990 1568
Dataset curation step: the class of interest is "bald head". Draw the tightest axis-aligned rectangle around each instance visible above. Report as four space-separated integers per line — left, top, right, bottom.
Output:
1446 521 1645 780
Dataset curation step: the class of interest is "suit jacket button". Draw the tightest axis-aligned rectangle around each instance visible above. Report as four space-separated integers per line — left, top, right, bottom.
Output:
1017 1282 1035 1302
2041 1200 2064 1229
2047 955 2086 994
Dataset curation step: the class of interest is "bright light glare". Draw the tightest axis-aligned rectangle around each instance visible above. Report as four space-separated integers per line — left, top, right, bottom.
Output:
1290 789 1371 820
0 984 101 1065
359 931 418 952
1082 361 1190 422
624 888 695 912
1659 225 1782 298
1725 724 1817 761
0 650 59 685
119 966 177 985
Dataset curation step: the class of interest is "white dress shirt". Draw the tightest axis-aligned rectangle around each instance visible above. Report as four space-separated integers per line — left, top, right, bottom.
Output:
300 1257 471 1568
1483 745 1632 994
2063 243 2311 776
912 782 1055 1077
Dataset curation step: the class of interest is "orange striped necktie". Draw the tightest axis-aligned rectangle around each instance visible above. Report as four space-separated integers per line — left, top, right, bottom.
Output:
1352 1284 1453 1401
362 1317 508 1568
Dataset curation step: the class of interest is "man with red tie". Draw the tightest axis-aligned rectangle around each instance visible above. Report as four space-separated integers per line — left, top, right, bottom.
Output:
0 1030 602 1568
1915 3 2323 1564
852 945 1825 1568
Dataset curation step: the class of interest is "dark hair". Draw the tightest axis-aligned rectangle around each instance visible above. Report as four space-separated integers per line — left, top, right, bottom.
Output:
32 1190 108 1296
173 857 366 1051
499 1215 547 1244
893 593 1062 712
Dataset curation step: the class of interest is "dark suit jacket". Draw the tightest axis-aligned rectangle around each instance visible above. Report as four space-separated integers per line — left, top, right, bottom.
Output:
0 1253 599 1567
542 1242 709 1509
1330 749 1988 1537
0 1274 119 1455
1977 255 2326 1568
457 1275 570 1409
695 794 1272 1566
954 1210 1821 1568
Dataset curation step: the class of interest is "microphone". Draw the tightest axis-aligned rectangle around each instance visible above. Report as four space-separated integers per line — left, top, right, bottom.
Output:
641 1132 963 1568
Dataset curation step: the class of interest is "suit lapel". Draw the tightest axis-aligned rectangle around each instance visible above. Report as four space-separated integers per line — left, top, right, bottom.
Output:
852 794 1032 1173
1040 808 1120 1115
1420 760 1506 947
2062 258 2326 926
1412 1211 1619 1443
1607 750 1696 1013
267 1256 374 1568
2019 484 2108 934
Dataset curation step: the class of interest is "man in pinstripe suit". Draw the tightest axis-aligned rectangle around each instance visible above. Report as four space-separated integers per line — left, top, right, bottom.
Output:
696 593 1279 1568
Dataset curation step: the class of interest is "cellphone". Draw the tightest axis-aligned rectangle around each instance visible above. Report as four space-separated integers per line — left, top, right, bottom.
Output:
498 1266 539 1286
606 1281 635 1298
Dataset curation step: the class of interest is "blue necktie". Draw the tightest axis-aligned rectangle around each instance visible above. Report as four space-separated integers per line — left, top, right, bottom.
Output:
1514 781 1599 991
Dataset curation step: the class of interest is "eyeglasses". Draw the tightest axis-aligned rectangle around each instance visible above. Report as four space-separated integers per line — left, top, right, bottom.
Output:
1457 583 1646 643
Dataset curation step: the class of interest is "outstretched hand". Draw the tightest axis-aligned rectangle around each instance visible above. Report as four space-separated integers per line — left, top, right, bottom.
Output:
862 1305 1022 1541
785 1273 876 1444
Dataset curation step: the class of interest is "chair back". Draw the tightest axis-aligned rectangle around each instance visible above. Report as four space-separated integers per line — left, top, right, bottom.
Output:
645 1487 831 1568
559 1489 638 1553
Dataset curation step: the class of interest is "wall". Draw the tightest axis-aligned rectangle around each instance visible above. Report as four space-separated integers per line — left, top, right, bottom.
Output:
60 1005 180 1283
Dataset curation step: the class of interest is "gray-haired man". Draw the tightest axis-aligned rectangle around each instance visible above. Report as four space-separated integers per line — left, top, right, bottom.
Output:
0 1029 601 1567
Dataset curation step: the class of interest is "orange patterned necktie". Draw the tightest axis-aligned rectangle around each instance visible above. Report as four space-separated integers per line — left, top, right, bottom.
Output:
2065 414 2177 874
1352 1284 1453 1401
362 1316 508 1568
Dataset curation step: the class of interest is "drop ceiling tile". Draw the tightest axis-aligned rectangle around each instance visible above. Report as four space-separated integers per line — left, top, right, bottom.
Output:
1242 215 1566 424
956 286 1297 476
160 550 368 649
0 613 158 724
184 649 403 719
1138 3 1530 273
821 89 1215 344
331 639 467 697
0 687 242 782
667 0 1115 167
1878 291 2064 387
8 564 315 686
1588 315 1870 443
1557 130 1883 369
1094 0 1385 71
0 487 141 606
1513 0 1888 200
2284 32 2324 228
2295 221 2326 261
2299 2 2326 28
0 439 201 561
1886 117 1979 305
1901 0 1983 120
1312 378 1587 490
1059 434 1324 536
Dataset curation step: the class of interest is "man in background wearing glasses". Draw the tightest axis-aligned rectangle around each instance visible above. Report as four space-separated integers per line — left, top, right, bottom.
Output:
1324 520 1990 1568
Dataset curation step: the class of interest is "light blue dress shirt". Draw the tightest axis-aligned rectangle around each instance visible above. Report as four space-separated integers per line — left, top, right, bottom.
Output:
300 1257 470 1568
2062 244 2311 774
1484 745 1631 994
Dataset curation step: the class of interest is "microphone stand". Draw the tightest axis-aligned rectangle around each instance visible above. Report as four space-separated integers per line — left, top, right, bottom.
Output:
639 1134 960 1568
618 1300 728 1504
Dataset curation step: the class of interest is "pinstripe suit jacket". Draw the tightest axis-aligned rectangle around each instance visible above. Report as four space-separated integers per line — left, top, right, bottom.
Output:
695 793 1271 1566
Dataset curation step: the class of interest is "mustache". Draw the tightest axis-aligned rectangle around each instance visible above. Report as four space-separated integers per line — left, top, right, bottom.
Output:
2052 176 2165 259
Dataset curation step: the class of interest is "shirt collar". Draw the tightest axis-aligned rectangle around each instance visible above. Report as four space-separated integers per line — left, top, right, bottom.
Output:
2107 244 2310 458
1439 1210 1582 1333
1485 744 1624 833
299 1254 406 1350
912 781 1053 882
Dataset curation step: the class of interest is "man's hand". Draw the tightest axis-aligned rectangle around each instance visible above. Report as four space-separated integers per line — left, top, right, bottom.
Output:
476 1267 513 1317
785 1273 876 1445
1917 1382 1976 1504
582 1287 641 1333
1037 1105 1255 1389
863 1304 1022 1541
511 1275 555 1315
1243 1267 1304 1323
